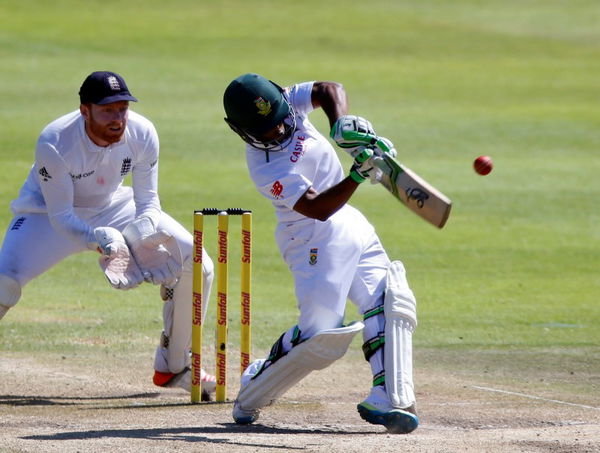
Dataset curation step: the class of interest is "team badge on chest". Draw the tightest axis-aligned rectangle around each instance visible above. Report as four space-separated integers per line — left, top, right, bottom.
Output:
309 248 318 265
120 157 132 176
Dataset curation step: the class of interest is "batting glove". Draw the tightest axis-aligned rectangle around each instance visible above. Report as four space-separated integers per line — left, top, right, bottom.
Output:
372 136 397 159
330 115 377 154
349 147 378 183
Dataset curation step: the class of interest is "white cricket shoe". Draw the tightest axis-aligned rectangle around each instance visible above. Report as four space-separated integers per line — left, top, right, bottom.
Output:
357 385 419 434
232 359 265 424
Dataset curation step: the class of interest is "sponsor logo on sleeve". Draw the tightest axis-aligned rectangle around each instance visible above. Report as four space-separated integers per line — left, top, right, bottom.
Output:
10 217 26 231
270 180 283 199
38 167 52 181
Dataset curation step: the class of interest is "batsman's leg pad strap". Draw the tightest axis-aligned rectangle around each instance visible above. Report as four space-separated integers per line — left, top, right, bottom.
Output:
362 333 385 361
255 326 304 379
363 304 384 321
236 322 364 411
372 370 385 387
384 261 417 408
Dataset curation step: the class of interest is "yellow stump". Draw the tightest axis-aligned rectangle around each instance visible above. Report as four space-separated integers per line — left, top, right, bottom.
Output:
191 212 204 403
215 212 229 402
240 212 252 375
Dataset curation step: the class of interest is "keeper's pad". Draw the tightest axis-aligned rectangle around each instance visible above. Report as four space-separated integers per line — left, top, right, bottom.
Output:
384 261 417 408
154 250 214 375
236 322 364 411
0 274 21 320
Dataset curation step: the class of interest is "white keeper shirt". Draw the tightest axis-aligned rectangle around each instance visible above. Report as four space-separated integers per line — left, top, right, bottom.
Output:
10 110 162 250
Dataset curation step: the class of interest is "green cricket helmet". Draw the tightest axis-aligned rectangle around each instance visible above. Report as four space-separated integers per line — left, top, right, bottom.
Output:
223 73 296 151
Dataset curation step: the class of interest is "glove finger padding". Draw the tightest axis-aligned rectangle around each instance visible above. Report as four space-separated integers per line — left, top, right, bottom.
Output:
350 147 375 183
94 226 144 290
129 230 183 287
372 136 397 158
98 243 144 290
350 147 385 185
330 115 377 152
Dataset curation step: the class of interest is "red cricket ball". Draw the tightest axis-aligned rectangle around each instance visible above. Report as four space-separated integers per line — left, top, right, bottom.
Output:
474 155 493 175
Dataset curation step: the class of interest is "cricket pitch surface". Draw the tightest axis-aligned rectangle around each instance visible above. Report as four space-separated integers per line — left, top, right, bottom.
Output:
1 351 599 452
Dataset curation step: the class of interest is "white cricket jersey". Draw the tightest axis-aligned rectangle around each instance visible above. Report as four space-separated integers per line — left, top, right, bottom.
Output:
10 110 161 249
245 82 345 227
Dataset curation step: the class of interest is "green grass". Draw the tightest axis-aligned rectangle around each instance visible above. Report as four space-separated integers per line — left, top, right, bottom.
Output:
0 0 599 397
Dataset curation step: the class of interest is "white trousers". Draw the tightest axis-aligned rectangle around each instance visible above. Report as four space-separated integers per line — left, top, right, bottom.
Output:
276 205 390 339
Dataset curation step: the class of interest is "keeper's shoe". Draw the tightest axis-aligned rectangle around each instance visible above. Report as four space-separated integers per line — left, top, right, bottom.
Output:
153 367 217 400
357 386 419 434
232 359 265 424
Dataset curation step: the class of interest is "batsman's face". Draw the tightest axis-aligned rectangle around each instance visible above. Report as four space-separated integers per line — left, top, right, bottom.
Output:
260 122 286 142
81 101 129 147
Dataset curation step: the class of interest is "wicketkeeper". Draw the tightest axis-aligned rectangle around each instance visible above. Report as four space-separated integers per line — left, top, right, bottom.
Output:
222 73 419 433
0 71 216 397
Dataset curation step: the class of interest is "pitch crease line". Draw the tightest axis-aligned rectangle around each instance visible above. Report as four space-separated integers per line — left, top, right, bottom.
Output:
472 385 600 411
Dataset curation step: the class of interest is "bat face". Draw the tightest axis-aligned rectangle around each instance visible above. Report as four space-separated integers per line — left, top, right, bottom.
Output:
374 154 452 228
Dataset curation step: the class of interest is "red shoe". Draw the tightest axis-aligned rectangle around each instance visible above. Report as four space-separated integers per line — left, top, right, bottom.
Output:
153 368 216 400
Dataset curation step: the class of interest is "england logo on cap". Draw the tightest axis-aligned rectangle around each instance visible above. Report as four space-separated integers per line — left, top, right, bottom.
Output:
107 76 121 91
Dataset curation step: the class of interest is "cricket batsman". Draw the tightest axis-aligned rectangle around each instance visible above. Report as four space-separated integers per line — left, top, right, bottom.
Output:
0 71 216 397
222 73 419 433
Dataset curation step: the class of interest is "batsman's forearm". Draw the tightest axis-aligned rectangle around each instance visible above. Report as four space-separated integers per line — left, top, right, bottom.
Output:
293 177 360 222
311 81 348 128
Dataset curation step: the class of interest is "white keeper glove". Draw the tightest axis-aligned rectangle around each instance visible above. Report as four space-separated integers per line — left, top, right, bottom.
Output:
94 227 144 290
122 217 183 287
330 115 377 155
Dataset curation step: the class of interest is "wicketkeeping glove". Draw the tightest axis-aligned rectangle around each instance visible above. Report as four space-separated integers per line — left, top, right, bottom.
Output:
330 115 377 154
122 217 183 287
94 227 144 290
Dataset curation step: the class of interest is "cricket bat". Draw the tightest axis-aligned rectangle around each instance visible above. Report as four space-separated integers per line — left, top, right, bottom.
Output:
373 153 451 228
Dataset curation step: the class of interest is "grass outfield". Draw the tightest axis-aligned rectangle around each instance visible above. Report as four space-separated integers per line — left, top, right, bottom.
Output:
0 0 599 399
